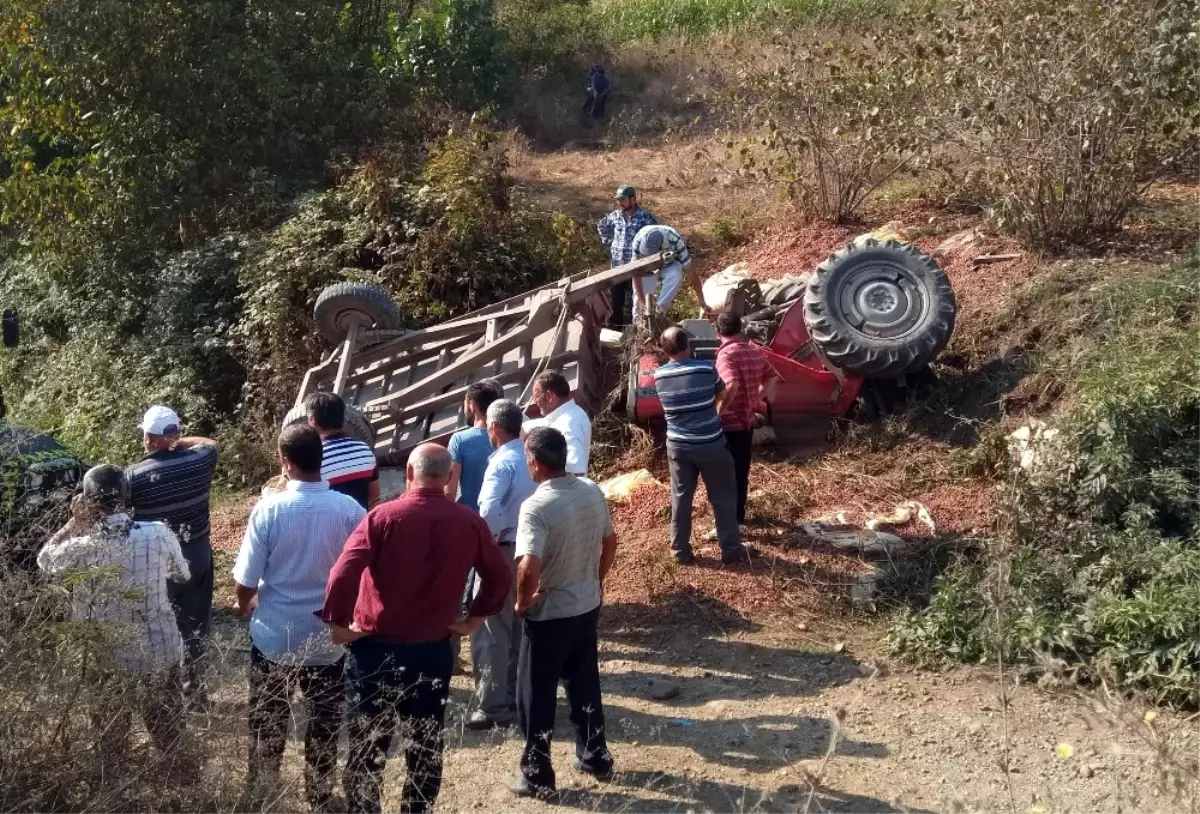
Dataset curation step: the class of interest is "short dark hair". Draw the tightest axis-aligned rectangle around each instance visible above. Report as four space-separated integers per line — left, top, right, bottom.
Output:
305 391 345 431
526 426 568 472
716 312 742 338
535 370 571 399
467 380 503 414
82 464 128 514
659 326 690 356
279 424 323 474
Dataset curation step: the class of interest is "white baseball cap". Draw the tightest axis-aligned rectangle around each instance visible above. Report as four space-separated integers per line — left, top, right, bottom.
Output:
139 405 181 436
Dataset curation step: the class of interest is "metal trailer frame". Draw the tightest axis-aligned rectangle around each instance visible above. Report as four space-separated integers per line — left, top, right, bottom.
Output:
293 253 671 465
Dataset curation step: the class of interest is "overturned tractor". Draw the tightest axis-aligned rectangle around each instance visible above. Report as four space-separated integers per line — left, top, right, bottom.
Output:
285 232 956 466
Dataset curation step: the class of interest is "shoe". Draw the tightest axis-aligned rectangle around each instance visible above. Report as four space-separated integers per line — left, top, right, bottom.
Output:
722 545 756 565
505 772 554 799
672 550 695 565
572 757 614 781
466 711 513 731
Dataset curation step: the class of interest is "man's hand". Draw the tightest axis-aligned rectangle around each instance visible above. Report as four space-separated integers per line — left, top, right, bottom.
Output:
329 621 369 646
232 595 257 618
514 589 546 617
448 615 485 637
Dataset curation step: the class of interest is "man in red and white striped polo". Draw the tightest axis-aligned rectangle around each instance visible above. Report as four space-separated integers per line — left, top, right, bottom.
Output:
306 392 379 510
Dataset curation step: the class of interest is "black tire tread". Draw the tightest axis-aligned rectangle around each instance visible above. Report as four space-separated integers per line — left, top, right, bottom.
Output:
803 239 956 379
314 282 402 345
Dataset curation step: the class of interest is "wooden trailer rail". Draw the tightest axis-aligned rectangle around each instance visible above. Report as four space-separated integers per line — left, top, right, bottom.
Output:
295 252 670 464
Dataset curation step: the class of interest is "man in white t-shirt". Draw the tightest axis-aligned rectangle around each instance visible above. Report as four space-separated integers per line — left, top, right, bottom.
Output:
521 370 591 477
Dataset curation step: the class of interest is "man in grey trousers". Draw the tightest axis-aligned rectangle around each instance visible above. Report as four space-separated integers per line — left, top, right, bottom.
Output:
652 327 751 565
466 399 538 729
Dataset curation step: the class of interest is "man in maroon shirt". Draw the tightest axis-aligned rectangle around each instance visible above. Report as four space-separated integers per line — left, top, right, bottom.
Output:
320 443 513 814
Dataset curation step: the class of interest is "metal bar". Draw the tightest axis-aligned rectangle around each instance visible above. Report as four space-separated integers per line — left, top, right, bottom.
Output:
332 324 359 396
350 304 531 368
364 300 562 411
373 349 581 426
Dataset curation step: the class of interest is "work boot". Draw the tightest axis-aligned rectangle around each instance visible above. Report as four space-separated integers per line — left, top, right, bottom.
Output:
672 550 695 565
721 545 756 565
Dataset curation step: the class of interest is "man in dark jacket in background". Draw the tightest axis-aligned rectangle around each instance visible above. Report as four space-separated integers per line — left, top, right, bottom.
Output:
584 65 610 119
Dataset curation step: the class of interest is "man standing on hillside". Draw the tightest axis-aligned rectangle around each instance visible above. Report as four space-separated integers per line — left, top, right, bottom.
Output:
462 399 538 731
653 328 748 565
597 185 657 327
522 370 591 477
506 427 617 798
715 312 779 527
127 404 220 708
232 425 365 810
321 443 513 814
630 223 706 322
306 392 379 510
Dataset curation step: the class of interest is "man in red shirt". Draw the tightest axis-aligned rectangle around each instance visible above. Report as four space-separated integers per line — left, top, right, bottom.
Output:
715 313 780 526
320 443 513 814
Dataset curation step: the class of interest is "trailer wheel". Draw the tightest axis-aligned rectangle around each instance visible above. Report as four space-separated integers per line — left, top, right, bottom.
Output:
803 239 955 379
282 402 376 446
314 282 402 345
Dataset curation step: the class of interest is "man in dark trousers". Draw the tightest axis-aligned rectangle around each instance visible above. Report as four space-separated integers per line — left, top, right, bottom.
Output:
506 427 618 798
232 425 366 810
583 65 610 119
321 443 513 814
715 312 780 526
652 328 749 565
126 404 219 707
597 185 658 328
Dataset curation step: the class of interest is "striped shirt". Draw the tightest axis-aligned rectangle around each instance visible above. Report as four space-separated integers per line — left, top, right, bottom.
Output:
232 480 366 666
632 225 692 267
321 434 378 510
653 358 727 446
597 207 658 267
127 444 218 564
38 513 190 673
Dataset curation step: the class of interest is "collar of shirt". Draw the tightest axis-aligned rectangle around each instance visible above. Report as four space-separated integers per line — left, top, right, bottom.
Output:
406 486 446 499
286 479 329 493
102 512 131 529
492 437 524 459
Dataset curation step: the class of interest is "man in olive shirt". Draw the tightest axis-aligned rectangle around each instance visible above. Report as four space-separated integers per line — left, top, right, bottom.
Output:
507 427 618 798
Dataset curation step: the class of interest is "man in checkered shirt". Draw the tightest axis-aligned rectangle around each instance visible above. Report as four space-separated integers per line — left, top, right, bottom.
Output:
38 464 196 769
596 184 657 327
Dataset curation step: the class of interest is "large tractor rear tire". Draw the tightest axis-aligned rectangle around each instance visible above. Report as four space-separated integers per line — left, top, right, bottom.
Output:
314 282 402 346
803 239 955 379
282 402 375 446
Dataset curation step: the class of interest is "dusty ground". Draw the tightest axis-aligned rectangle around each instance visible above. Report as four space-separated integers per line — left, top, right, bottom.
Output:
200 579 1197 814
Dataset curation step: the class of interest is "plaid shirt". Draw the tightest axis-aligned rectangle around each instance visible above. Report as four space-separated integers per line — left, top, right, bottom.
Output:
715 337 779 432
597 207 658 267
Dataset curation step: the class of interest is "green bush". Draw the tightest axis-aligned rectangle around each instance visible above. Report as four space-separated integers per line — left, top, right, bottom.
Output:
908 0 1199 248
889 256 1200 706
592 0 888 41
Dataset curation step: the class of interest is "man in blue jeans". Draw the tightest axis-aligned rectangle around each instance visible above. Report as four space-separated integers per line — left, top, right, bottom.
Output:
321 443 513 814
597 184 657 327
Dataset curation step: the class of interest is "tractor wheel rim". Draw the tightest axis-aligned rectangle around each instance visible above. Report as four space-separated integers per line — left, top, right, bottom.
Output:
838 262 927 338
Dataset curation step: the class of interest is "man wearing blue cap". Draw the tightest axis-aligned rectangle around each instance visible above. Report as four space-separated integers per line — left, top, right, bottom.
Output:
596 185 657 327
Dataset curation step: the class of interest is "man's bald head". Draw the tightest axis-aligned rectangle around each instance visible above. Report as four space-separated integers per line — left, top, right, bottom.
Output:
408 443 452 487
660 326 691 359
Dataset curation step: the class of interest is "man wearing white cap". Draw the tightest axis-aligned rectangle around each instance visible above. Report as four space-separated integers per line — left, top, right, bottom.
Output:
126 405 220 708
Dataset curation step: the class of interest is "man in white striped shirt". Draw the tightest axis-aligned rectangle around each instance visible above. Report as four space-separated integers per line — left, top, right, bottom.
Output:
307 392 379 510
232 424 367 810
38 464 195 770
